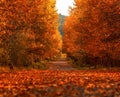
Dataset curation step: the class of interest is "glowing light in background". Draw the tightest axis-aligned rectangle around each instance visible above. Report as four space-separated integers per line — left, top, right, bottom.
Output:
56 0 74 16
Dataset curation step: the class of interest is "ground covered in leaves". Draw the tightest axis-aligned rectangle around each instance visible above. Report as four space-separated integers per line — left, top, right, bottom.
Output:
0 70 120 97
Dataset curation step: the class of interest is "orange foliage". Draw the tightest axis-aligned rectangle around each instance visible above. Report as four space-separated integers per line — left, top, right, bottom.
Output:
0 0 62 66
0 70 120 96
63 0 120 67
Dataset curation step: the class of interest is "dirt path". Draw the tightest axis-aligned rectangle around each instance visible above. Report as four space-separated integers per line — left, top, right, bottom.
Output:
48 58 75 70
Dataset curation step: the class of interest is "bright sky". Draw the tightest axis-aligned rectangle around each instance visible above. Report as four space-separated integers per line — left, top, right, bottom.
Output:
56 0 74 16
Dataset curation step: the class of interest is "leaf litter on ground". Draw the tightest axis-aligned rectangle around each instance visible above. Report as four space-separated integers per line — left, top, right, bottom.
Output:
0 70 120 97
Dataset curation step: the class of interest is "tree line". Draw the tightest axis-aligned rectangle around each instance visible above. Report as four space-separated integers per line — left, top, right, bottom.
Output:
63 0 120 68
0 0 62 68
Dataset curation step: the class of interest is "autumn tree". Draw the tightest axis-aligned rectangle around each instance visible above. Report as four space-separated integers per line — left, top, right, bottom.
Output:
0 0 62 68
0 0 30 67
28 0 62 61
63 0 120 68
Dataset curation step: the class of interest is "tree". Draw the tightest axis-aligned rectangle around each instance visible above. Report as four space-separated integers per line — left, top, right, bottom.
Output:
0 0 62 68
63 0 120 68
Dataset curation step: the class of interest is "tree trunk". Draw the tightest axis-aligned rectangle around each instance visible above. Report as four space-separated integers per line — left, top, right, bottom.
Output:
9 63 14 70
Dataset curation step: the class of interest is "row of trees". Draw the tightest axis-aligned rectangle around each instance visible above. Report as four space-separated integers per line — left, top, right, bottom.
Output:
0 0 62 67
63 0 120 68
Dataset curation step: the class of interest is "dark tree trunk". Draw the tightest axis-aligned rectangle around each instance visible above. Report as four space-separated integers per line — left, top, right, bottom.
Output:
9 63 14 70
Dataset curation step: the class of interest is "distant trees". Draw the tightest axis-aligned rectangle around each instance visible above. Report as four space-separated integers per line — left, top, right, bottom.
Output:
63 0 120 68
58 14 66 36
0 0 62 67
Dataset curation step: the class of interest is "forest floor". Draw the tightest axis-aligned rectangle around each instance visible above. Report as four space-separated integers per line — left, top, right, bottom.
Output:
0 58 120 97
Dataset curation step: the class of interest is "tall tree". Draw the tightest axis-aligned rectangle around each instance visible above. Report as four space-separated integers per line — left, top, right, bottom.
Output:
0 0 62 67
63 0 120 67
